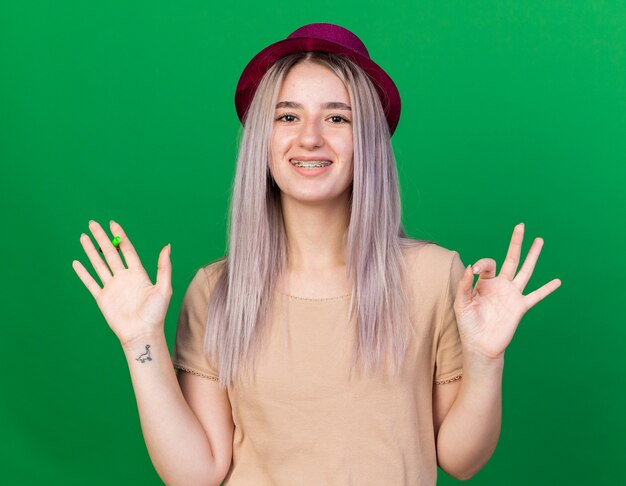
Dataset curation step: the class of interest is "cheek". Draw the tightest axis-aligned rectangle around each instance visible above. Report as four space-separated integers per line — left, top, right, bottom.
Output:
341 131 353 155
342 140 354 164
271 132 294 159
269 135 281 168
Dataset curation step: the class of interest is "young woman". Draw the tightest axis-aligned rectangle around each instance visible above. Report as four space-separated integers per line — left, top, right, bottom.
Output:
73 23 561 485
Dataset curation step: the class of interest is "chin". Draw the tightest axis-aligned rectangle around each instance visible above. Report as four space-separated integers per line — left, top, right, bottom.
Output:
282 189 351 206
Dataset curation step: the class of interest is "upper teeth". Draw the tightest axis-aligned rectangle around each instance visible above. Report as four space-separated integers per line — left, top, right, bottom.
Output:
291 160 332 167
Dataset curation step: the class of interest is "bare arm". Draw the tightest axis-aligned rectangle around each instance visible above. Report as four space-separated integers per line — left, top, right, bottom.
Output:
434 351 503 480
435 225 559 479
73 220 232 484
123 331 228 486
432 378 461 442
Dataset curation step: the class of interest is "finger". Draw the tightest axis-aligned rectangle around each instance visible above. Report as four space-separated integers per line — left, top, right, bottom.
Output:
80 231 113 285
88 220 125 275
523 278 562 310
500 223 525 280
514 237 544 292
472 258 497 280
71 259 103 300
155 244 172 295
109 220 145 270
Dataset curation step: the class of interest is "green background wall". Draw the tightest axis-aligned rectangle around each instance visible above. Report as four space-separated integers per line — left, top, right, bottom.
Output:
2 0 624 484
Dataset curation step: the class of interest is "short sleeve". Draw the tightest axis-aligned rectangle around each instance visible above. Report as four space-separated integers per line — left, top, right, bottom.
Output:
433 251 466 384
171 262 223 381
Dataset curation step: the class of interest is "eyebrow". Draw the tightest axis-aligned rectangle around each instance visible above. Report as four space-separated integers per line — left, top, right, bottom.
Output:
275 101 352 111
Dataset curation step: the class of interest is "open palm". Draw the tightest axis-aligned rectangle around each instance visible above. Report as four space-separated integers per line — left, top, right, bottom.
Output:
453 223 562 360
72 220 172 346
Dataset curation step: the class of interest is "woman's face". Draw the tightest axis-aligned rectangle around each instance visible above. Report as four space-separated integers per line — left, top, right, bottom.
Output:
269 61 354 205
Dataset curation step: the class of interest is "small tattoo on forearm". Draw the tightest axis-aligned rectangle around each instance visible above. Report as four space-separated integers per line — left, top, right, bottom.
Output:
136 344 152 363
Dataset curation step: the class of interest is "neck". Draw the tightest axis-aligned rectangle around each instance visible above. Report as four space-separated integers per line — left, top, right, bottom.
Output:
280 191 351 272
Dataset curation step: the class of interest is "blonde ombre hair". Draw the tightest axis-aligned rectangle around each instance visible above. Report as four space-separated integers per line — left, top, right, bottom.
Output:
205 51 432 388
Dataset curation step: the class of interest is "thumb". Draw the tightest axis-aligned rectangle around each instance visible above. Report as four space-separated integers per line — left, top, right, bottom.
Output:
156 243 172 295
454 264 475 311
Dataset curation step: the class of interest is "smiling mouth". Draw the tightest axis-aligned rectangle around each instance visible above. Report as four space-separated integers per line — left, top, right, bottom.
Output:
290 160 333 168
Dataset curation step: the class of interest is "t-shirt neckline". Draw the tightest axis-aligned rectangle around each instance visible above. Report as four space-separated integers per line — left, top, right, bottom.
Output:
273 288 351 301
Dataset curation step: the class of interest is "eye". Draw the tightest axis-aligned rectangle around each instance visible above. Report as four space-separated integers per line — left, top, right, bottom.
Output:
328 115 350 124
275 113 297 122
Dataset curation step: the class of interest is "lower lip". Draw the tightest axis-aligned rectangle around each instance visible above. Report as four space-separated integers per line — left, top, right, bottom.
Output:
290 162 333 176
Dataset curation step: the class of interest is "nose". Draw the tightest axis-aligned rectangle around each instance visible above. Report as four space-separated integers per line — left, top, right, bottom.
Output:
297 118 324 149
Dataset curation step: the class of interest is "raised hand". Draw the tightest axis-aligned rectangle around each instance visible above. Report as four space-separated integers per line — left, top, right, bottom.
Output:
72 220 172 347
453 223 561 361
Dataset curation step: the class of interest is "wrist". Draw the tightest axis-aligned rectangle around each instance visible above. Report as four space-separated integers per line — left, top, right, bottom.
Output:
462 344 505 363
121 330 164 352
462 347 505 375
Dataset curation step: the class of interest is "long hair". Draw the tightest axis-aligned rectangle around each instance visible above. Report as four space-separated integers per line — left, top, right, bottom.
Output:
205 51 433 389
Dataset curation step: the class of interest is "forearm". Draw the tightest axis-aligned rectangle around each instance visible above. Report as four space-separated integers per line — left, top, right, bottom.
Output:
436 350 504 480
122 331 220 486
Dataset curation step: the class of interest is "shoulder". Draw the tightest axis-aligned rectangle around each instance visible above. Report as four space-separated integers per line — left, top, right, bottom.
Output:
400 239 464 297
400 238 461 275
183 257 227 295
200 257 227 280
